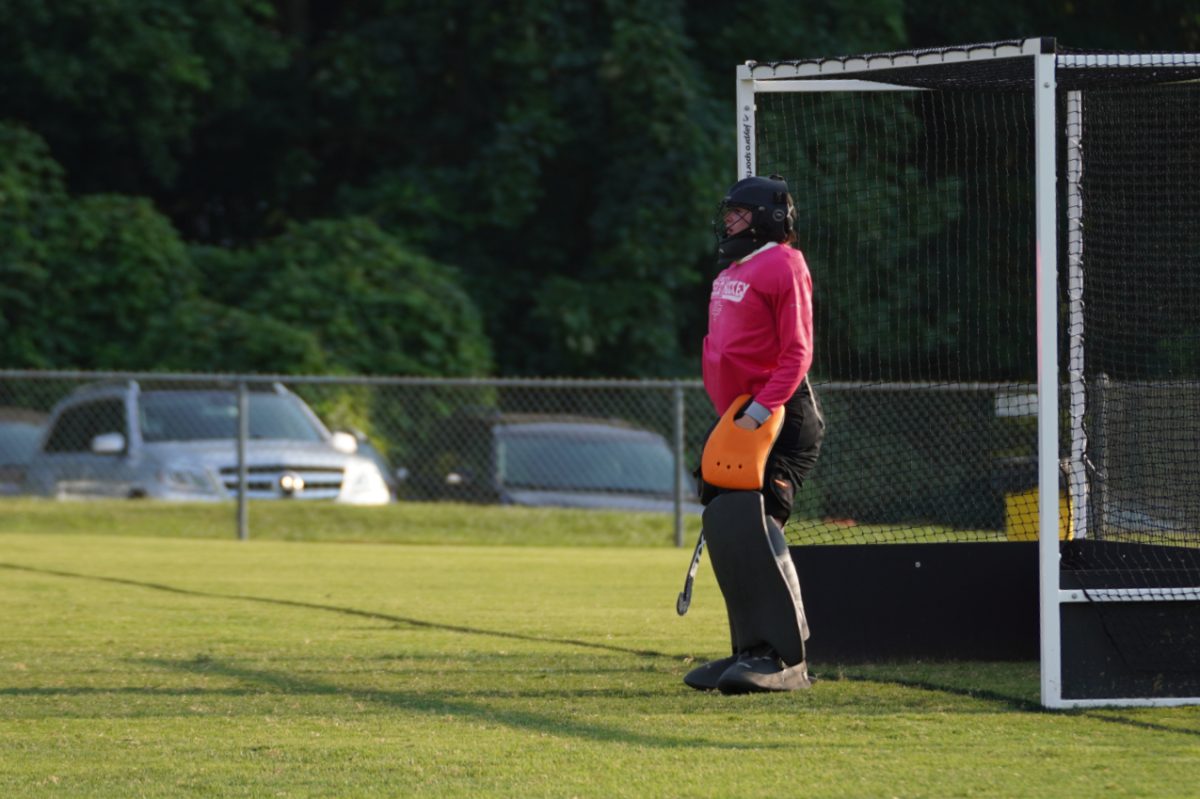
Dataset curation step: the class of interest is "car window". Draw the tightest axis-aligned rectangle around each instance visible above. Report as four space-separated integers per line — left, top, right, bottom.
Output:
139 393 324 443
497 432 675 493
43 400 127 453
0 422 43 465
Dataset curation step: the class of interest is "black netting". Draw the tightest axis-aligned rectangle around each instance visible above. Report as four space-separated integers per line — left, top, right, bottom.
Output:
756 88 1038 546
1066 79 1200 596
1056 57 1200 696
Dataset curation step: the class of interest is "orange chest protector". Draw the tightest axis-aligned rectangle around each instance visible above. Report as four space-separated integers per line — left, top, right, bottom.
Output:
701 393 785 490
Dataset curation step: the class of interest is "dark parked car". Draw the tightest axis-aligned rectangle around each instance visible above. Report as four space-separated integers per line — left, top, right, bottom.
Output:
404 412 703 514
0 407 47 496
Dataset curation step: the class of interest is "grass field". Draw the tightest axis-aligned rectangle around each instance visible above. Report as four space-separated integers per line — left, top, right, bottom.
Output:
2 500 1199 797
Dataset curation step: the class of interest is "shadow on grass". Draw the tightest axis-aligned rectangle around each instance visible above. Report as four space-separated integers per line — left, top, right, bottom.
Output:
0 681 681 703
835 670 1200 737
143 655 786 750
1080 711 1200 738
0 561 677 660
833 669 1043 713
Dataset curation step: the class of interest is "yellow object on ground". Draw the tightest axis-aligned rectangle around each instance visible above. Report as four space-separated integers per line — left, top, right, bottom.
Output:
1005 487 1073 541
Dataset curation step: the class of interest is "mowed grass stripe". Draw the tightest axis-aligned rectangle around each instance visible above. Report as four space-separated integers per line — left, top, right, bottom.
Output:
0 498 698 547
0 528 1198 797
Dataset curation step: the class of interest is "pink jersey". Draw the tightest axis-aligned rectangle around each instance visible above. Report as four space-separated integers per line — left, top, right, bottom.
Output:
702 243 814 416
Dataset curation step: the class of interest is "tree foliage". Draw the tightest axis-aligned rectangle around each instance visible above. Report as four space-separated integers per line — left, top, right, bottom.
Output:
0 0 287 192
193 218 493 377
1 122 198 368
903 0 1200 52
0 124 64 367
3 1 1194 377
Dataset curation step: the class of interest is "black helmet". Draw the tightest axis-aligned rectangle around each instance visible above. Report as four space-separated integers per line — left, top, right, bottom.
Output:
714 174 796 267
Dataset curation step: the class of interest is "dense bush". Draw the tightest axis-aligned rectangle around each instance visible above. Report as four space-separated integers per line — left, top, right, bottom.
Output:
193 217 493 377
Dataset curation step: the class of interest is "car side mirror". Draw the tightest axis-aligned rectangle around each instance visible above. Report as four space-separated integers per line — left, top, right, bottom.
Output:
330 431 358 454
91 432 126 455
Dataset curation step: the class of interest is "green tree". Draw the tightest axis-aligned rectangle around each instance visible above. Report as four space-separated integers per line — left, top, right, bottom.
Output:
307 1 729 374
0 123 202 369
686 0 906 97
40 194 200 368
521 0 726 375
903 0 1200 52
0 122 327 373
0 123 64 367
20 0 1130 381
0 0 287 193
193 217 493 377
162 300 329 374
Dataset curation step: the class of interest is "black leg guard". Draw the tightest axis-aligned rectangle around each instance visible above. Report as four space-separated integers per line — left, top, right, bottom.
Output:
703 491 810 667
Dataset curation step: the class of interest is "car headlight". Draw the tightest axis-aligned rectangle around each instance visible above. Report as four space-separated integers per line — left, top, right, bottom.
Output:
339 458 390 505
157 464 221 495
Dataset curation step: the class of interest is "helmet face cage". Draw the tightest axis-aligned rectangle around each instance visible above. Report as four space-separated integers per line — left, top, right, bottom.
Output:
713 202 756 240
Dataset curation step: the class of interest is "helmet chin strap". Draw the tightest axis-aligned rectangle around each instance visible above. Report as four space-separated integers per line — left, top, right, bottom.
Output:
716 231 765 268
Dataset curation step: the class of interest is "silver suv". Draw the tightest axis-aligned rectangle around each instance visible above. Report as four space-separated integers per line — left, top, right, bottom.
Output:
24 382 391 504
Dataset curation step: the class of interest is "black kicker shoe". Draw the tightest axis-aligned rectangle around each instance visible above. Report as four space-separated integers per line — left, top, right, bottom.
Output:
683 655 740 691
716 655 811 695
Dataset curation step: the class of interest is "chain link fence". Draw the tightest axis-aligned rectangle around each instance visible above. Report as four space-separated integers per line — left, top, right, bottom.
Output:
0 370 1039 546
0 371 715 544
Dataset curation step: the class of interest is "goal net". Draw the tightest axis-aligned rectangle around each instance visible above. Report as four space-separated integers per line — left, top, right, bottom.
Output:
753 56 1039 547
742 38 1200 706
1058 54 1200 703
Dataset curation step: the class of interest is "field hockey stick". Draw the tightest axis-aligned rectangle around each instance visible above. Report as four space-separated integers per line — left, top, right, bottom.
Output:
675 530 705 616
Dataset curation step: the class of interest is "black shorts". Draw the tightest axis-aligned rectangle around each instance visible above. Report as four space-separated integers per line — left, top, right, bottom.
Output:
697 380 825 524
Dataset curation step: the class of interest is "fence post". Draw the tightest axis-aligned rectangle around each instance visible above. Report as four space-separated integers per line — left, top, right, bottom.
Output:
236 381 249 541
673 382 685 547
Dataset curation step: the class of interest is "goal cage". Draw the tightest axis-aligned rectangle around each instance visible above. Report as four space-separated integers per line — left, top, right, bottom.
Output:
740 37 1200 708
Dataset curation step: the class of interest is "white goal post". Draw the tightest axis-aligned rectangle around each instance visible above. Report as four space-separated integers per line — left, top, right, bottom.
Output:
738 37 1200 708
